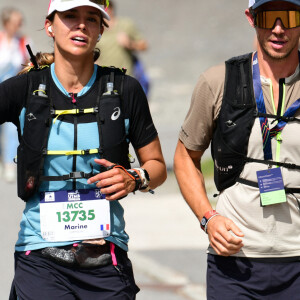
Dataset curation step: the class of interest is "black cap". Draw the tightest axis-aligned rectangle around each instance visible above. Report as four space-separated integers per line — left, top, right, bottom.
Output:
249 0 300 10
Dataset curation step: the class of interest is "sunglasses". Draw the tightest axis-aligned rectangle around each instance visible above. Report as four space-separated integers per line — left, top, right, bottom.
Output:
254 10 300 29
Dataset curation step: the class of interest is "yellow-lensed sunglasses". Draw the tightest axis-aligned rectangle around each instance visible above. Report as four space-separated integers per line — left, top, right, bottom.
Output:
254 10 300 29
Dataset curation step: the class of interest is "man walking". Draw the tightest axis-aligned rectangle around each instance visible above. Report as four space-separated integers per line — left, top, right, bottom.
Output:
174 0 300 298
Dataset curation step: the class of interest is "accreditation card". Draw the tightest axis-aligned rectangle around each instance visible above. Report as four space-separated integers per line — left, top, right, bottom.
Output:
256 168 286 206
40 189 110 242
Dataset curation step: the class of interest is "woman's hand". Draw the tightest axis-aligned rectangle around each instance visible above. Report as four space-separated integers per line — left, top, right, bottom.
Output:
87 159 136 201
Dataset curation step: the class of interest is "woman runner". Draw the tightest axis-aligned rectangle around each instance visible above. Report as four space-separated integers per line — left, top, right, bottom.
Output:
2 1 166 299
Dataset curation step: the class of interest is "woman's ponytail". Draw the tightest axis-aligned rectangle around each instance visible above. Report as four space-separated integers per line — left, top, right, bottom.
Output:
18 52 54 75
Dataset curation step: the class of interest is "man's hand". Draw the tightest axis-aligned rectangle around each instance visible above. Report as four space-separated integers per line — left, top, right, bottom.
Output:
87 159 136 201
206 215 244 256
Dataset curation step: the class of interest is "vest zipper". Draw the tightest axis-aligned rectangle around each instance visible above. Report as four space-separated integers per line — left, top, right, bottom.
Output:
70 93 78 190
277 79 285 116
276 80 285 164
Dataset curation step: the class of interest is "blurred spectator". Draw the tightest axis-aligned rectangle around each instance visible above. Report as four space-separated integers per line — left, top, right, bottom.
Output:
96 0 150 95
0 7 30 182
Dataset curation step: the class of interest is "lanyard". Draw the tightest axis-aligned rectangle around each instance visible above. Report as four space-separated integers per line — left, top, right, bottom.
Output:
253 52 300 161
253 52 272 160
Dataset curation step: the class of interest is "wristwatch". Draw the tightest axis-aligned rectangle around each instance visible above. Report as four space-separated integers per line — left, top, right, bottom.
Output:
134 168 150 190
200 210 219 232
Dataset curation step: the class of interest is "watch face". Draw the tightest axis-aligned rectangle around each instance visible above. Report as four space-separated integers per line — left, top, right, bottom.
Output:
201 218 206 226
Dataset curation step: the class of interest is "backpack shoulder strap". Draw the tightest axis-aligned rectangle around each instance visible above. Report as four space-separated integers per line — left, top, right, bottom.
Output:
97 66 125 91
224 53 255 108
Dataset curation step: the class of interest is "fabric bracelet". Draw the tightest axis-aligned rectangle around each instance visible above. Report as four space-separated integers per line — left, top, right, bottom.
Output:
204 213 220 234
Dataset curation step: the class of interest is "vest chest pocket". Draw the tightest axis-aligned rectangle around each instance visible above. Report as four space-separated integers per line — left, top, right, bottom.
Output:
17 95 51 200
22 95 51 151
98 94 130 168
99 94 126 148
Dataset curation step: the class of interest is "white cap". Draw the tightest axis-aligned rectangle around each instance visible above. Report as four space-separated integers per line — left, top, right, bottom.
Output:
47 0 110 20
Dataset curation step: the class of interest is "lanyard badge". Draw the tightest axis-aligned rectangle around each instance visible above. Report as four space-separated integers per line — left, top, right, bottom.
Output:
257 168 286 206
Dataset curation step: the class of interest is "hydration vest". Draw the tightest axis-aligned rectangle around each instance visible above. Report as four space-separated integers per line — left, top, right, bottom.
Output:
211 53 300 193
17 66 130 201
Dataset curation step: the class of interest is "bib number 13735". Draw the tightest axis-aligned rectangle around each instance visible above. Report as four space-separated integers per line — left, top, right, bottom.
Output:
56 209 95 223
40 189 110 242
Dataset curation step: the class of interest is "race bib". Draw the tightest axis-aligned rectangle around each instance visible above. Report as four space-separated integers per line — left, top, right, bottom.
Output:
40 189 110 242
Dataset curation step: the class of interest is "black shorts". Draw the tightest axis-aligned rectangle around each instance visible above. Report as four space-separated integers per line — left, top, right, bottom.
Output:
11 247 139 300
207 253 300 300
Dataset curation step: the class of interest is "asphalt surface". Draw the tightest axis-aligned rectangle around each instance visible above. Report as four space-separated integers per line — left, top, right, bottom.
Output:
0 1 256 299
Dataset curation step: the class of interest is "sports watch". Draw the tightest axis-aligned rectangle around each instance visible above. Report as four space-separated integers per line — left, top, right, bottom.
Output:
200 210 219 232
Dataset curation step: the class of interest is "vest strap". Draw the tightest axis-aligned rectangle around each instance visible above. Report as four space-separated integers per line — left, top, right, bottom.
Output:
52 107 99 123
44 149 100 156
256 112 300 123
237 178 300 194
245 157 300 170
51 107 98 116
40 170 94 182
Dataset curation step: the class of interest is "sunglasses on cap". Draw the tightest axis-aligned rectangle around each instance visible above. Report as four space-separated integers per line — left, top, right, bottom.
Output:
254 10 300 29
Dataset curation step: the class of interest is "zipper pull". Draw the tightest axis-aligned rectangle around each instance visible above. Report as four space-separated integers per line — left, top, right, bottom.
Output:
69 93 77 104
